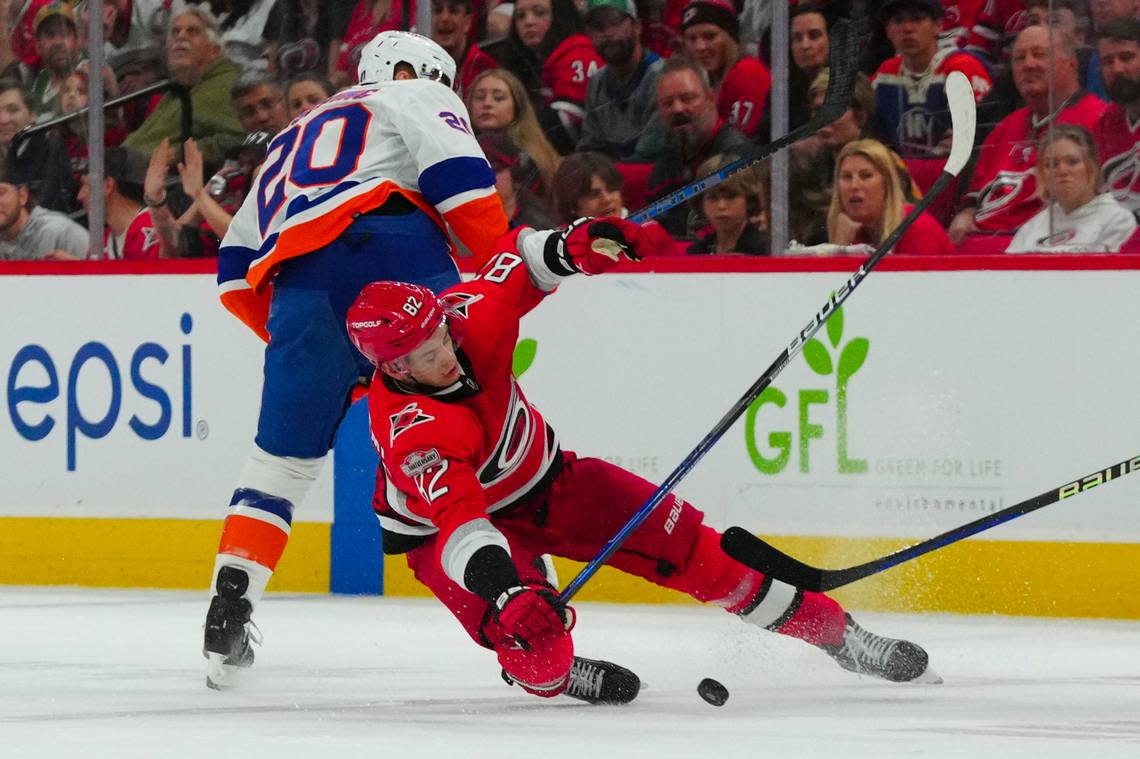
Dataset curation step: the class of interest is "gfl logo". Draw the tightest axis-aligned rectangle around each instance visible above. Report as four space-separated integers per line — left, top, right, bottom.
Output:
5 313 196 471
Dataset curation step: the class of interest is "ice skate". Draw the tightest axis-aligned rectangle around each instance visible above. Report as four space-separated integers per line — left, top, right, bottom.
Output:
821 614 941 684
203 566 259 690
563 657 641 704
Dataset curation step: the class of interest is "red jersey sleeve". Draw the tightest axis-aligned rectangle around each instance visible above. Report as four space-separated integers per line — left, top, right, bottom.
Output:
894 209 957 255
542 34 603 138
717 56 771 138
122 209 162 260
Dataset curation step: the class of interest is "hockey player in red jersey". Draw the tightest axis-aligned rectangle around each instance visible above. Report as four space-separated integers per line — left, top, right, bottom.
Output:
347 219 942 702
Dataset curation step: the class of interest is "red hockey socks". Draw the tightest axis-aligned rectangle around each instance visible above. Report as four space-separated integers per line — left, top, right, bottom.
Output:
667 526 847 647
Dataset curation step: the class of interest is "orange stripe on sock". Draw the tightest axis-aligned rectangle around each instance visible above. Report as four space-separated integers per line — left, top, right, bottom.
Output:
217 514 289 570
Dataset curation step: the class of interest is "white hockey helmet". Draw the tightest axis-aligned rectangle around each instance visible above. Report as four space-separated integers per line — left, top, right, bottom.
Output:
357 31 456 87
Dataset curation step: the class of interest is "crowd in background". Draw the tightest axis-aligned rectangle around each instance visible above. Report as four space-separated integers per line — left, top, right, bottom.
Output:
0 0 1137 262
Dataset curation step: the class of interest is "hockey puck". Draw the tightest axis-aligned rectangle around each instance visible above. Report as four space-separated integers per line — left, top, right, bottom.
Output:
697 677 729 706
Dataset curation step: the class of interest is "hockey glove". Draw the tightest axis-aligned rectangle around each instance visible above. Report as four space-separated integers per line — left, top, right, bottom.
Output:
558 216 648 275
494 583 576 651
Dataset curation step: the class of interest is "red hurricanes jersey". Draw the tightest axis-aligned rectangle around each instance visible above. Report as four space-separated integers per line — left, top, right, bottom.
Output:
964 0 1026 64
1093 103 1140 215
541 33 603 133
95 208 161 260
968 94 1106 232
718 56 771 139
369 229 562 552
455 44 497 103
940 0 986 48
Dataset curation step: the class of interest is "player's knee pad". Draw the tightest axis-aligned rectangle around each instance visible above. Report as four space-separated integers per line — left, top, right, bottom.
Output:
497 627 574 698
620 494 704 574
237 446 326 505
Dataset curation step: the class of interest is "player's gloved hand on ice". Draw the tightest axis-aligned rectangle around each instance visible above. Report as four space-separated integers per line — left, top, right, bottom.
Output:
558 216 649 275
494 583 576 650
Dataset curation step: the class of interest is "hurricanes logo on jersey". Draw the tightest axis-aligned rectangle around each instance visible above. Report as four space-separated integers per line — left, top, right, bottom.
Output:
976 170 1032 223
441 291 484 318
1103 149 1140 209
390 402 434 442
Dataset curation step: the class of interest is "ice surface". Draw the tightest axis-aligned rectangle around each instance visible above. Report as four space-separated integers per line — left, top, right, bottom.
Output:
2 588 1138 758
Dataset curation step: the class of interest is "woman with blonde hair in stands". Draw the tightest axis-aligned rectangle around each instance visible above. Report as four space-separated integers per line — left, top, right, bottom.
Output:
827 139 954 255
467 68 562 196
1007 124 1137 253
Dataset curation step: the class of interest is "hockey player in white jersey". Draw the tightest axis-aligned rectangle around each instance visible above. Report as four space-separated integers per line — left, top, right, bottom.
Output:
203 31 510 689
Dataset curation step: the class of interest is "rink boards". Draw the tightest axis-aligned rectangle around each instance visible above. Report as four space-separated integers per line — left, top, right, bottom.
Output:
2 256 1139 618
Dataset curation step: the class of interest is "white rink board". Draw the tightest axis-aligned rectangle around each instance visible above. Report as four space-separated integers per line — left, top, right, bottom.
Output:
0 275 333 521
2 269 1137 541
517 270 1140 542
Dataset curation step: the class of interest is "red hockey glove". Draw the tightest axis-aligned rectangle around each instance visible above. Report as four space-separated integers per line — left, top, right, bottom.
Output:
494 584 576 650
558 216 649 275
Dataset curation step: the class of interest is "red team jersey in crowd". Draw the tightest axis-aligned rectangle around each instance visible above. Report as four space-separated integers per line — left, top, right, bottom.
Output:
369 229 562 578
1093 103 1140 216
964 0 1027 65
218 80 507 340
852 204 957 255
95 208 161 260
872 49 992 158
940 0 986 49
718 56 771 139
336 0 417 81
454 43 498 102
968 94 1106 232
541 33 603 136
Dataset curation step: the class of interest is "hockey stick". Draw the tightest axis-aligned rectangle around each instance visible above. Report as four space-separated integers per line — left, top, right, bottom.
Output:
721 455 1140 592
558 70 978 603
627 16 864 224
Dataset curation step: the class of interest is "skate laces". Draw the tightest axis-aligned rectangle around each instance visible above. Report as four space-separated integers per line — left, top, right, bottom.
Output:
843 619 896 669
567 659 605 699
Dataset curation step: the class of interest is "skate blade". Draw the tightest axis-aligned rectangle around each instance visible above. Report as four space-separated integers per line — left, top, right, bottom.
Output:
205 653 234 691
911 665 943 685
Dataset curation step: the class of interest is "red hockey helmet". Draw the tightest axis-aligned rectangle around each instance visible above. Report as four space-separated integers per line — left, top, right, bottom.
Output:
347 281 449 365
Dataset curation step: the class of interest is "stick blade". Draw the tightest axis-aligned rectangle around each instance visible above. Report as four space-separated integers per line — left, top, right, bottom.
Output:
943 71 977 177
720 527 826 592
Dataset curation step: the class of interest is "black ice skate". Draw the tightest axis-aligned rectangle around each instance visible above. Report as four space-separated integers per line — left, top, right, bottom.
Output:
563 657 641 704
203 566 259 690
501 656 642 704
821 614 942 684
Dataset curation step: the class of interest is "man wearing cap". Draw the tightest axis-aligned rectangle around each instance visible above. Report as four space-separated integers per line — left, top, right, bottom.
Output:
430 0 496 101
577 0 666 161
73 146 161 260
679 0 771 139
0 157 87 260
871 0 991 158
28 2 80 119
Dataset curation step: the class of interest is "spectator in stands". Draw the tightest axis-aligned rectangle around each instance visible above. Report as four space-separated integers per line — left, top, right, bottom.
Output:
331 0 417 88
687 152 768 255
788 4 831 129
58 64 129 190
478 129 558 228
78 0 171 62
124 5 244 168
489 0 601 150
1092 18 1140 216
29 2 81 120
284 73 332 119
68 145 162 259
0 78 75 212
431 0 496 101
941 0 986 49
648 56 752 237
871 0 991 158
679 0 771 140
974 0 1094 137
828 138 954 254
467 68 562 193
109 45 166 131
263 0 351 79
578 0 666 161
0 156 87 260
1086 0 1139 99
552 150 625 222
0 0 55 79
171 0 279 71
950 25 1107 252
1007 124 1137 252
230 71 289 135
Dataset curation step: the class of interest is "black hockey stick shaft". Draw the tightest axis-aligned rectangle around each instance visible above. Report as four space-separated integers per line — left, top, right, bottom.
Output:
559 73 978 603
721 454 1140 592
628 17 863 224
